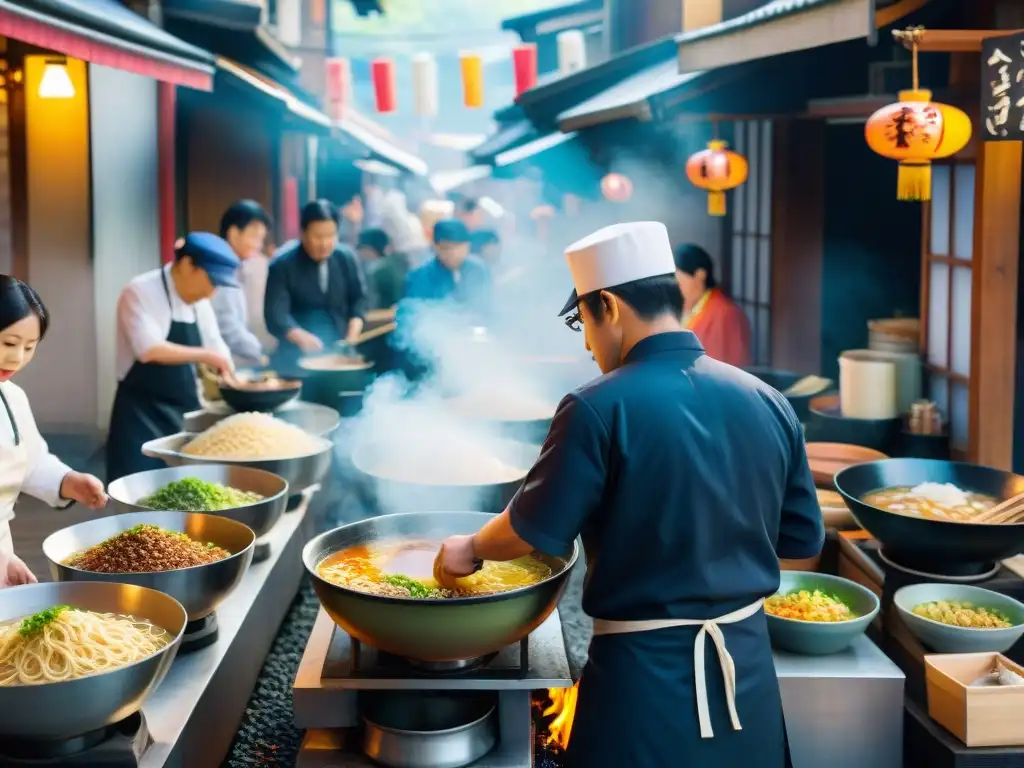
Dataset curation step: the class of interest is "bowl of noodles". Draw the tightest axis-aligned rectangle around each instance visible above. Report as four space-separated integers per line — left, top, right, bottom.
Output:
835 458 1024 577
302 511 579 663
43 511 255 621
0 580 186 739
142 411 335 492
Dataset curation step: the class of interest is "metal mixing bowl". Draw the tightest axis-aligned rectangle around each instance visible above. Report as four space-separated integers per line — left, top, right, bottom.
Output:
107 464 288 539
182 400 341 438
0 581 186 739
303 511 578 662
43 511 255 621
142 431 334 492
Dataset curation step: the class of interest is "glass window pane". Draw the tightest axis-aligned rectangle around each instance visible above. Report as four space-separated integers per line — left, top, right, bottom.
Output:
745 235 758 302
950 267 972 377
745 121 759 234
758 237 771 305
759 121 773 236
953 164 976 261
731 235 743 296
950 381 970 449
758 307 770 366
929 375 949 423
930 165 951 257
733 120 745 156
927 261 949 367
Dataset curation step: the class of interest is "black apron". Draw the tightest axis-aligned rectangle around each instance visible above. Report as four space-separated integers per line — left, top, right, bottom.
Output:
105 270 202 482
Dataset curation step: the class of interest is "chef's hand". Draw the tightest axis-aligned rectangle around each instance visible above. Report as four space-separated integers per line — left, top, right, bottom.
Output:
197 349 233 375
289 329 324 355
433 535 479 590
60 471 108 509
1 554 37 588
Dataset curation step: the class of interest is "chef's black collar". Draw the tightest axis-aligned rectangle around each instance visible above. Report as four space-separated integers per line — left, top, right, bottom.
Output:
624 331 704 364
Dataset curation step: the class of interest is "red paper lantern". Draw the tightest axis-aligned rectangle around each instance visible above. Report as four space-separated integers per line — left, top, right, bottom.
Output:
600 173 632 203
371 58 397 114
685 140 748 216
512 44 538 97
325 57 351 121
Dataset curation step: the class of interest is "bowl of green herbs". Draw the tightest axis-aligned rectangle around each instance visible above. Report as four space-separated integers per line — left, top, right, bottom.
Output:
108 465 288 540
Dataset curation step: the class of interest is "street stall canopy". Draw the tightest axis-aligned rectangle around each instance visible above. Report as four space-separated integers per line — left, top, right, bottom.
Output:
430 165 493 195
216 57 332 134
0 0 214 90
336 111 429 177
501 0 605 38
494 131 579 168
470 116 540 165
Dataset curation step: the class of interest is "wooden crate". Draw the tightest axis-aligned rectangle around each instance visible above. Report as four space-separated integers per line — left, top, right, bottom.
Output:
926 653 1024 748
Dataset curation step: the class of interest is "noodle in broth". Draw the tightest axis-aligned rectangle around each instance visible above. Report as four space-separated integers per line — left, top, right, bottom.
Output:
317 541 553 599
0 606 171 686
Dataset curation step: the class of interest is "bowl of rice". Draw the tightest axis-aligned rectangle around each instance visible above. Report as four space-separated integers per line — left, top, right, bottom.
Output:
142 412 334 492
765 571 880 655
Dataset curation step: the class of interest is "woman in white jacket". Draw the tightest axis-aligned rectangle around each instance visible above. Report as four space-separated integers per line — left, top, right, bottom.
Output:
0 276 106 586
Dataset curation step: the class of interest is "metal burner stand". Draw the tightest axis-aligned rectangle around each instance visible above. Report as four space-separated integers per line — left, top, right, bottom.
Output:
294 609 573 768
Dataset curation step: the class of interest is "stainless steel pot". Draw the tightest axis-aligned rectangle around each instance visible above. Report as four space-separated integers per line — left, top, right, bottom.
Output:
107 464 288 539
183 400 341 437
303 511 578 662
0 581 186 739
351 439 540 515
142 432 333 492
43 511 255 621
362 691 497 768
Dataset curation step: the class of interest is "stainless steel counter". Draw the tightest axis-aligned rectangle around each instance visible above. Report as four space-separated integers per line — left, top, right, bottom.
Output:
139 498 312 768
778 636 904 768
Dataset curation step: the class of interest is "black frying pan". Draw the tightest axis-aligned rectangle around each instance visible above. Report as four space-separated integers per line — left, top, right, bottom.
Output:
835 458 1024 576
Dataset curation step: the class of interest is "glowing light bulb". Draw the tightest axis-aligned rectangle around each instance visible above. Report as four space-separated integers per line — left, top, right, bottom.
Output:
39 61 74 99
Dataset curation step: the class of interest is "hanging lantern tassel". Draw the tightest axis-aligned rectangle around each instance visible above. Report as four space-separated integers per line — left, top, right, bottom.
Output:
461 52 484 108
411 52 438 117
512 44 538 97
371 57 397 114
685 140 748 216
864 29 973 202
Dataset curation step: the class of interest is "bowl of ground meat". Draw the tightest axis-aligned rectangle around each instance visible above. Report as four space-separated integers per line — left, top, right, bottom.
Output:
42 511 255 621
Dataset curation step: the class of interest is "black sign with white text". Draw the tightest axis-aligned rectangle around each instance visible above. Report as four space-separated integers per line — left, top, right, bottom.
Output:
981 32 1024 141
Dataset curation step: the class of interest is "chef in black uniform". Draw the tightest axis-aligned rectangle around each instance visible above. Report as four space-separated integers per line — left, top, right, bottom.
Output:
435 221 823 768
106 233 237 482
264 199 367 377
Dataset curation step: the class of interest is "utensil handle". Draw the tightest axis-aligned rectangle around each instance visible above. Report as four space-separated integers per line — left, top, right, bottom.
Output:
975 490 1024 523
353 322 398 346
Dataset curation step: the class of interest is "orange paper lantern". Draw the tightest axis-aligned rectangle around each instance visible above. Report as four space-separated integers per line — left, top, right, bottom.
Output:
600 173 632 203
865 89 972 202
460 53 484 109
685 140 748 216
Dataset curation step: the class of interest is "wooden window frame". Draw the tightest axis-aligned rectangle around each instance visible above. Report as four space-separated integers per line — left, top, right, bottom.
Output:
920 159 975 455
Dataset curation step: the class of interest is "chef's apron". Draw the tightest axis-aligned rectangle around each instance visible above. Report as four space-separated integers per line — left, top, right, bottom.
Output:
566 599 792 768
0 388 31 563
105 270 202 482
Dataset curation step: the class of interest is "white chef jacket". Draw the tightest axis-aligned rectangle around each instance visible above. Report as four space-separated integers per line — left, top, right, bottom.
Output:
0 381 71 517
115 264 231 382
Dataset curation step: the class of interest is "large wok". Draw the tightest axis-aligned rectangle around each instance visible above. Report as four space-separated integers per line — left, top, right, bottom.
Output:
303 511 578 662
0 581 186 739
351 438 540 515
835 459 1024 576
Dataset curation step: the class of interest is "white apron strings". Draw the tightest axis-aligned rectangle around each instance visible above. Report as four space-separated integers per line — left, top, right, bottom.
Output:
590 598 765 739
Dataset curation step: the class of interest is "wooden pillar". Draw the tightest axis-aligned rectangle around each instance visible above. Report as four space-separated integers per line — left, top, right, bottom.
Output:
157 81 176 263
969 140 1022 468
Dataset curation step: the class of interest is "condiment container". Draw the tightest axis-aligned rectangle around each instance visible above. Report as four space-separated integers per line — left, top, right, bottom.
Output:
868 317 920 354
925 653 1024 747
839 350 898 419
908 400 942 436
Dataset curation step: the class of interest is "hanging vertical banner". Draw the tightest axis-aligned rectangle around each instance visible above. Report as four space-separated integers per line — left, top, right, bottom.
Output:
512 43 538 97
372 57 397 113
325 57 352 121
557 30 587 75
411 52 438 117
276 0 302 47
283 177 300 241
460 52 484 108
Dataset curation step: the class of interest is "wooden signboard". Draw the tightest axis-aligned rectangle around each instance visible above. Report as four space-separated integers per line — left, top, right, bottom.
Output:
981 32 1024 141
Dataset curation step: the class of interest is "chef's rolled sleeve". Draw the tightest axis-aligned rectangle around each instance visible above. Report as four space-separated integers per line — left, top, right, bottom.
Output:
118 285 166 361
508 394 608 557
776 414 825 560
264 260 298 339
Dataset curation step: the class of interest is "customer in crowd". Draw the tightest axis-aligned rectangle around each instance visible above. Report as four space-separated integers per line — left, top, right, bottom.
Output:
357 228 404 310
454 196 484 232
674 244 751 368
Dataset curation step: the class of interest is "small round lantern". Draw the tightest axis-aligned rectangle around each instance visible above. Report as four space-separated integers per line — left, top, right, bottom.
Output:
685 140 748 216
600 173 632 203
865 89 972 202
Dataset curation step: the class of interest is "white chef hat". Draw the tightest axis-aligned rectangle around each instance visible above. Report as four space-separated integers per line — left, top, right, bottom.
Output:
558 221 676 316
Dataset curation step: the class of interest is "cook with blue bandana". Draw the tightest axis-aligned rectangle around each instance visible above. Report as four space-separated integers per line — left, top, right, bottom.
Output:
105 233 236 482
434 221 823 768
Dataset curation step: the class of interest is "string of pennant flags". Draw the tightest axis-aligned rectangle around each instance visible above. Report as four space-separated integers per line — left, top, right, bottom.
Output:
322 30 588 120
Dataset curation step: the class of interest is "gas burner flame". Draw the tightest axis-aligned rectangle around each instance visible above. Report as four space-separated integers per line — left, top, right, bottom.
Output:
537 682 579 752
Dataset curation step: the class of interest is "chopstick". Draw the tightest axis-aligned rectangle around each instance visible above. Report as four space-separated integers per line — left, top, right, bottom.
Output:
974 491 1024 524
352 322 397 346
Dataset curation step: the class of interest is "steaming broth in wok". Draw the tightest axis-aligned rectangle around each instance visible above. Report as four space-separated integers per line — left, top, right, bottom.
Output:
317 541 553 599
445 391 556 422
861 482 1000 522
